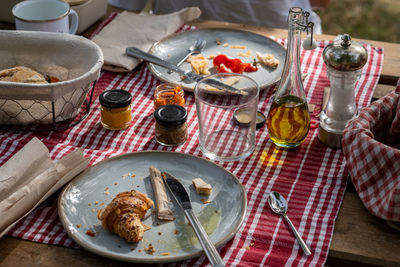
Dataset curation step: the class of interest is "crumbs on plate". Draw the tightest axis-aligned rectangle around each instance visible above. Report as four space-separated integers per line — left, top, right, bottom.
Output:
86 229 95 237
237 50 252 57
230 45 246 49
200 199 211 204
144 243 156 255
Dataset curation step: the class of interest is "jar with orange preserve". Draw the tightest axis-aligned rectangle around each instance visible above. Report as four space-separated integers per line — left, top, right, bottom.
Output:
99 89 132 130
154 83 185 109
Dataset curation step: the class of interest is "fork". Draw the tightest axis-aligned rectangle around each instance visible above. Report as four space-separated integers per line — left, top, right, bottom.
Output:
168 39 206 73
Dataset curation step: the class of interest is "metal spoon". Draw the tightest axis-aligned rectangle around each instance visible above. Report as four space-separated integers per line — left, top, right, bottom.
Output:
268 191 312 256
168 39 206 73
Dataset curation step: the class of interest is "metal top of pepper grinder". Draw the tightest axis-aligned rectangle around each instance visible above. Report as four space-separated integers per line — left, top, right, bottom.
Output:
322 34 368 72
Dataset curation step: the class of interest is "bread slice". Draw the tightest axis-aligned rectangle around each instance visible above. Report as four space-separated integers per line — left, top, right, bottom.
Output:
0 66 48 84
192 177 212 195
186 54 210 75
256 52 279 68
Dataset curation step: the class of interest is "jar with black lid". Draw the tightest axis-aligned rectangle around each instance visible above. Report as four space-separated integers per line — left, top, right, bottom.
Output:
154 104 188 146
99 89 132 130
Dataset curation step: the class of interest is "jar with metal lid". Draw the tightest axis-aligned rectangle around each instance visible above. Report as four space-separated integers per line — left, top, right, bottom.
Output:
154 104 187 146
99 89 132 130
319 34 368 148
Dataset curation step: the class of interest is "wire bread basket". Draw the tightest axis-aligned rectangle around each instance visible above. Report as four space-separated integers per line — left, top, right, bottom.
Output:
0 30 104 131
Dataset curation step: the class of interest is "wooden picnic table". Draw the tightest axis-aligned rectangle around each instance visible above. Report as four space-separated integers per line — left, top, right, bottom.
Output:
0 5 399 267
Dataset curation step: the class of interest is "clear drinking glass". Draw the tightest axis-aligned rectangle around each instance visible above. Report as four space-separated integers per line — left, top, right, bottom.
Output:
195 73 259 161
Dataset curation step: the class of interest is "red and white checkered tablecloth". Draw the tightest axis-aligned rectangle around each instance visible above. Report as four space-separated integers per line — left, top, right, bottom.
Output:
0 15 383 267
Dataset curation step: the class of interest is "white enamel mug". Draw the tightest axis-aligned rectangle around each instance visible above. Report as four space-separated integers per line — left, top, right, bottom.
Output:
12 0 79 34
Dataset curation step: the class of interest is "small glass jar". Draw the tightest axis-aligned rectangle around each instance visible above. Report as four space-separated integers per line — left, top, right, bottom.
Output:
154 83 185 109
99 89 132 130
154 104 188 146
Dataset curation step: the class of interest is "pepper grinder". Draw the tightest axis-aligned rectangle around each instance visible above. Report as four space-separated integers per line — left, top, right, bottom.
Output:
318 34 368 148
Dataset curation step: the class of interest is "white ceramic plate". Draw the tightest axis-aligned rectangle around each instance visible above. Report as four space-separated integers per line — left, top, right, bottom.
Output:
58 151 247 264
148 28 286 92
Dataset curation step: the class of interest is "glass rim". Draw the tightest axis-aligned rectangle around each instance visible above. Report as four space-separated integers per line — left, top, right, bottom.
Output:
194 73 260 107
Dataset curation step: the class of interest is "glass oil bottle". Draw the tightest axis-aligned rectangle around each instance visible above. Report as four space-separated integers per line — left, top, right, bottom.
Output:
266 7 311 148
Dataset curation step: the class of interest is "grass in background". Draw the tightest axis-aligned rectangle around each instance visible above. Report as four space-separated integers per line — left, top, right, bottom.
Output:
316 0 400 43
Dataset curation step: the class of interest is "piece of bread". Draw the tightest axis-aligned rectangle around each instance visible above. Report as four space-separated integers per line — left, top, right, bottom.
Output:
0 66 48 84
186 54 210 75
256 52 279 68
192 178 212 195
149 167 175 221
97 190 153 242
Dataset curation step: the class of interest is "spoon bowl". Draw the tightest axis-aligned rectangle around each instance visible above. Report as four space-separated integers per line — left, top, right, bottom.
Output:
268 191 311 256
268 191 288 215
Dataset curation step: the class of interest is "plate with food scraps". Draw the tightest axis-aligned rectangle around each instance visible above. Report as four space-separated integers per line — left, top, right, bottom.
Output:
58 151 247 264
148 28 286 92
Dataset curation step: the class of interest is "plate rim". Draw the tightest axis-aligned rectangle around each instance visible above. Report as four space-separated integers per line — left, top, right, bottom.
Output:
147 27 286 92
57 150 247 264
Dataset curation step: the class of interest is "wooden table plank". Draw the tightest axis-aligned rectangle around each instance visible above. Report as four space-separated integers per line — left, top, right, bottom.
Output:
373 84 396 99
0 236 133 267
328 193 400 266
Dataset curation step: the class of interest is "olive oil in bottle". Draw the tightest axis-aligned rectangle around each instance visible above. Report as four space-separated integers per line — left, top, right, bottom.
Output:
267 95 310 148
266 7 311 148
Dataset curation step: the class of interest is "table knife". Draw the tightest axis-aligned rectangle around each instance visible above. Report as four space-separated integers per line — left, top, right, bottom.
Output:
162 172 225 267
125 46 246 95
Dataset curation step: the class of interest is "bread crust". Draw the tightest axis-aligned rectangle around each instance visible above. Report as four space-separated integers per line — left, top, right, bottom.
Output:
0 66 48 84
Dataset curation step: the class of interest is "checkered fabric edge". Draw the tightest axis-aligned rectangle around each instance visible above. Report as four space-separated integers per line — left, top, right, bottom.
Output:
342 80 400 221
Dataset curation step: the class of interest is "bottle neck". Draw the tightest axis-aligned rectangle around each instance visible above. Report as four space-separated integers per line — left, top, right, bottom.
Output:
287 18 302 78
275 9 305 100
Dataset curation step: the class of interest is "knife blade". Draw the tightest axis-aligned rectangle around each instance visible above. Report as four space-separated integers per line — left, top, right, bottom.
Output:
125 46 247 96
162 172 225 267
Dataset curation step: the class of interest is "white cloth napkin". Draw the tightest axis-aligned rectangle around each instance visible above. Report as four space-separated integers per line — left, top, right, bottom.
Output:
92 7 201 72
0 137 90 237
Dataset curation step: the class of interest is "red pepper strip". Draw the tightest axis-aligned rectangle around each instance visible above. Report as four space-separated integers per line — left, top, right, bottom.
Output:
216 63 232 73
310 119 319 129
213 54 257 73
244 63 257 72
